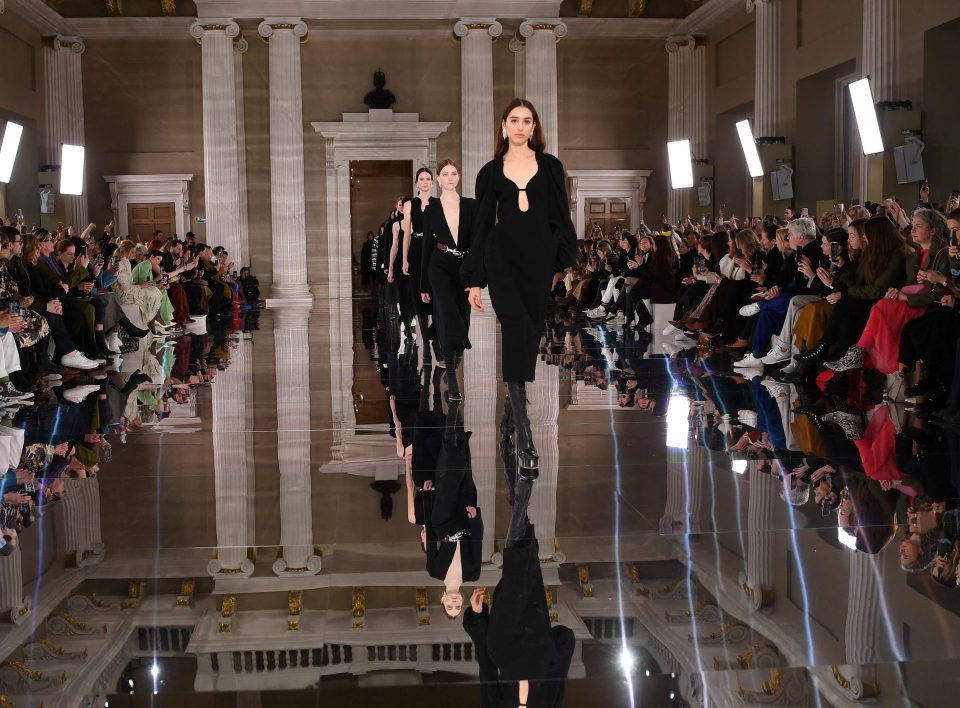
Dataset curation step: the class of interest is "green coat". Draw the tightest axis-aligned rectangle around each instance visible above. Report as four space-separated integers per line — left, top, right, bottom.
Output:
838 249 907 300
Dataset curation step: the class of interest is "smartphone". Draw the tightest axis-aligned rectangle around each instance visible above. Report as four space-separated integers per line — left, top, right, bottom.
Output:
830 242 841 261
7 302 19 316
24 482 34 493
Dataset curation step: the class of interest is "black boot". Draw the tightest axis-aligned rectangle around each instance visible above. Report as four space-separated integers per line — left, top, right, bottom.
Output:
505 479 534 547
794 341 829 365
506 381 538 478
445 355 462 402
499 394 514 443
500 416 518 508
116 316 149 339
36 350 65 376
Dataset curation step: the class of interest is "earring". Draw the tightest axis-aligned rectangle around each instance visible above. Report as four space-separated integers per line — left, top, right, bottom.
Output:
502 128 508 140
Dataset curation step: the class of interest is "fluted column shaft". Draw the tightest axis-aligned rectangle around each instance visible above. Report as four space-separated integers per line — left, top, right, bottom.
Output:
509 38 525 100
519 21 567 157
665 35 704 222
0 545 29 623
259 19 311 300
190 20 242 259
845 552 884 664
751 0 783 137
862 0 900 102
527 356 559 558
464 290 497 560
745 465 775 592
62 477 104 566
209 338 254 576
273 307 319 574
234 38 250 266
455 19 502 198
43 35 88 229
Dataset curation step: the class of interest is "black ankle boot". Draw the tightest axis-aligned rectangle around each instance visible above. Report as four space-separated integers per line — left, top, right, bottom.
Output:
506 381 538 478
445 356 462 401
794 341 829 364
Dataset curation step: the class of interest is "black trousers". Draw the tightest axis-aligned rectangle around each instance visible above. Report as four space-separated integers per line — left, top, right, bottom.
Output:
821 296 876 356
899 306 960 387
427 252 471 357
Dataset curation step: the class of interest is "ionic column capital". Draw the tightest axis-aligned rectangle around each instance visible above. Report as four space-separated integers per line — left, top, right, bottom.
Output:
746 0 782 12
665 34 696 53
509 36 524 53
454 18 503 40
189 19 240 41
234 36 249 54
46 34 86 54
258 17 309 41
519 19 567 41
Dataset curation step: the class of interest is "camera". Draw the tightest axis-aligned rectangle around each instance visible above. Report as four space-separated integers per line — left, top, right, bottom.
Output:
937 538 953 559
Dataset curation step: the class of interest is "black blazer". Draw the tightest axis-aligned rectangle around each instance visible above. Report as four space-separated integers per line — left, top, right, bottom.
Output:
421 196 477 294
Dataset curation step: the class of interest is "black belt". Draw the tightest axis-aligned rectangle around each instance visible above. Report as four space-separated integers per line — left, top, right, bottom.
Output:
437 243 468 258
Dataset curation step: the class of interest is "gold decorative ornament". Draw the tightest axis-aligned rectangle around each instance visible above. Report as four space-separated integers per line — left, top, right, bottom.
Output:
628 564 641 584
161 0 176 16
105 0 121 16
577 566 590 584
578 0 594 15
287 619 300 631
217 622 231 633
221 595 236 618
352 588 365 628
0 695 15 708
180 579 194 596
128 582 141 599
52 612 86 631
77 592 108 608
415 589 428 611
631 0 648 16
288 591 302 615
2 661 42 682
38 640 65 656
762 668 783 696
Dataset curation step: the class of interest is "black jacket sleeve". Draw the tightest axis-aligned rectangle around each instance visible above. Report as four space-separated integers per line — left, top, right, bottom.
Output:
421 204 437 295
462 161 497 288
544 153 578 272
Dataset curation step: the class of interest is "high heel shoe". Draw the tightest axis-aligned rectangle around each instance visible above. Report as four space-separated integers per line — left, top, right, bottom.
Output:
116 316 149 340
506 381 539 480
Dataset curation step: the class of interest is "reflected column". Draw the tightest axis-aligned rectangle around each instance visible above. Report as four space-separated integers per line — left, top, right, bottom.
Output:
464 290 497 560
832 551 885 699
0 546 30 624
62 477 105 568
526 356 561 561
208 338 255 577
273 306 321 575
233 36 250 266
740 462 776 610
659 442 704 535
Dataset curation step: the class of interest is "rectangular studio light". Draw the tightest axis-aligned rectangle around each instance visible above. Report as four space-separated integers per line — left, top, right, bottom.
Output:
848 78 884 155
667 139 694 189
60 144 85 195
0 122 24 183
735 120 764 178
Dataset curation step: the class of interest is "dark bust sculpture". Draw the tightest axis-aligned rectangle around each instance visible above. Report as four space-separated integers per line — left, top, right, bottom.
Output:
364 68 396 110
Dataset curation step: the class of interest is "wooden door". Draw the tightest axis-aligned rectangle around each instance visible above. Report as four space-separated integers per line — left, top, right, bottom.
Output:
584 198 630 237
127 202 174 242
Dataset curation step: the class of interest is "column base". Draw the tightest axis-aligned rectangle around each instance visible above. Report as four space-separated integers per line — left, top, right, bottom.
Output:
266 282 313 307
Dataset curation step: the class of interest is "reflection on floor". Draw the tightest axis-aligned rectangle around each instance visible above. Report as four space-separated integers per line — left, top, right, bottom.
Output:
2 292 960 708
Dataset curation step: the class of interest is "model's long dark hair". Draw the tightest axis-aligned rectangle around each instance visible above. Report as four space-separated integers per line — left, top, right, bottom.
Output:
494 98 546 158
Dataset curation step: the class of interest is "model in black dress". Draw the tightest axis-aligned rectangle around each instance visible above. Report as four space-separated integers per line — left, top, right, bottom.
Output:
422 159 476 401
402 169 439 362
462 99 577 474
386 196 413 335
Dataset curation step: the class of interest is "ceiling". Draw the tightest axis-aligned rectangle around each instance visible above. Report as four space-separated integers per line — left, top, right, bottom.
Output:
43 0 198 17
559 0 712 19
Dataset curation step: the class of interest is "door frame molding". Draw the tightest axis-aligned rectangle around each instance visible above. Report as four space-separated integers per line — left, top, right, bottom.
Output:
567 170 653 239
104 174 193 240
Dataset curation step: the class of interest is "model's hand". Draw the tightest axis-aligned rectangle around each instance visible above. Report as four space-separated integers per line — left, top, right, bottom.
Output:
402 260 410 276
421 293 431 304
466 506 477 519
470 588 486 613
467 286 484 312
423 480 433 491
387 270 394 284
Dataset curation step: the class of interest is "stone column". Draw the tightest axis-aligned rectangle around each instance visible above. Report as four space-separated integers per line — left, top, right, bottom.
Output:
509 37 525 99
273 306 321 575
234 37 250 266
862 0 900 103
519 20 567 157
258 18 311 301
464 290 497 560
665 35 705 223
748 0 784 137
455 19 502 199
190 20 243 260
43 35 88 230
740 463 776 610
208 338 255 578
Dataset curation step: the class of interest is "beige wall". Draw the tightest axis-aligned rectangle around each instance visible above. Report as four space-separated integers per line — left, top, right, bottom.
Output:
81 39 207 239
0 10 44 224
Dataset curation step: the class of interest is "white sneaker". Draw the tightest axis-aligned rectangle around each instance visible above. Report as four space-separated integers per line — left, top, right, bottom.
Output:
733 353 764 368
61 352 100 370
739 302 761 317
64 385 100 404
585 307 607 320
606 312 624 324
761 343 791 365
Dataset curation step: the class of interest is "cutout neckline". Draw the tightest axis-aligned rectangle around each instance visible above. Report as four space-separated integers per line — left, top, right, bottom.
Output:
502 154 539 213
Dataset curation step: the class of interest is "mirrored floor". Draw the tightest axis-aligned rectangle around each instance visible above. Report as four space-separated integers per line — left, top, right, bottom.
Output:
3 290 960 708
